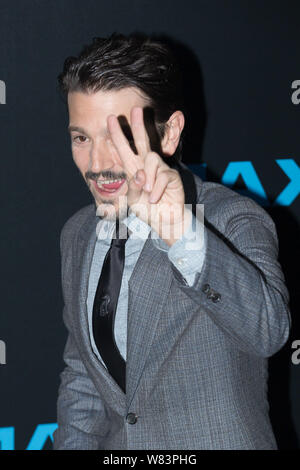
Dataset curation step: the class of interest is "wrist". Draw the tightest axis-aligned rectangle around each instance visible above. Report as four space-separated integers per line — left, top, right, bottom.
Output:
156 207 192 247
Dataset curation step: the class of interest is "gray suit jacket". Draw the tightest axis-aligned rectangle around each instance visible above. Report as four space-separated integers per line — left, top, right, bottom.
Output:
53 164 291 450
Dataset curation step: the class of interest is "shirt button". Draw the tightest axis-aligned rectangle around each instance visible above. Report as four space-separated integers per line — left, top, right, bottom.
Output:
176 257 187 266
126 412 138 425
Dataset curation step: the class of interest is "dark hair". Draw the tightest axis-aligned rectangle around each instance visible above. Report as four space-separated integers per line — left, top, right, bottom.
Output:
58 33 185 162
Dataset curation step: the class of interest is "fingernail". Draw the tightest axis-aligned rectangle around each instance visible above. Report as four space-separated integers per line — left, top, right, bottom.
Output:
143 183 151 192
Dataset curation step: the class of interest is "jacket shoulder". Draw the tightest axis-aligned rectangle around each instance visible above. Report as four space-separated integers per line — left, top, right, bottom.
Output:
192 173 277 238
60 203 95 251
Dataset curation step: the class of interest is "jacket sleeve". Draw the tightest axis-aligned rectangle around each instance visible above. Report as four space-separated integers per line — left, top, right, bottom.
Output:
53 220 109 450
170 195 291 358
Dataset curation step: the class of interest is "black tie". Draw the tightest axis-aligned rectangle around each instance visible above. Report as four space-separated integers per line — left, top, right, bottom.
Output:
92 221 128 393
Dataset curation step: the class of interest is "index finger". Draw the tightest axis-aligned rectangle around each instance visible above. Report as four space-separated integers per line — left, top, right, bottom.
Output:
130 106 151 157
107 114 137 169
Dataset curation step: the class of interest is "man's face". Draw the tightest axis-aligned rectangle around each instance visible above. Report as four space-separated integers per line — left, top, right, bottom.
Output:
67 87 150 221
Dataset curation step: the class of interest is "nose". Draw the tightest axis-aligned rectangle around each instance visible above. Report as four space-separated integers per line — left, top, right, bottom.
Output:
88 138 122 174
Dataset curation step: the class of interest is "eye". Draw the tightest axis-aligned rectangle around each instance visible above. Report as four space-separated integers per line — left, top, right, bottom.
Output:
72 135 88 144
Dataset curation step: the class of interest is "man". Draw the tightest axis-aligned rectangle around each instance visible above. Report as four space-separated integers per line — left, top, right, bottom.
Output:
53 33 291 450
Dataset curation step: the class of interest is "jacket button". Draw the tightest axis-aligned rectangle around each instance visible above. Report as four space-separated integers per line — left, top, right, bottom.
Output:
202 283 210 294
212 293 221 303
126 412 138 424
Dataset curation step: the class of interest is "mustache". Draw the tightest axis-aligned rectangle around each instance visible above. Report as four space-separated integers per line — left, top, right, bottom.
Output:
85 171 127 181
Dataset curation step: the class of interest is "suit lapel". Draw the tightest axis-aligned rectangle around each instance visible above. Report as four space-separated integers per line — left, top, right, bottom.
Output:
126 163 201 406
74 208 126 412
126 237 173 406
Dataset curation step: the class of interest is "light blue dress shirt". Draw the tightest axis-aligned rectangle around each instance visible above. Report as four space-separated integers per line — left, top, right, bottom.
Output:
86 209 206 367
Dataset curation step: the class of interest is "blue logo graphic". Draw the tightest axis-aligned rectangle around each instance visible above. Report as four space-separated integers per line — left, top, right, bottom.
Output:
188 158 299 206
0 423 58 450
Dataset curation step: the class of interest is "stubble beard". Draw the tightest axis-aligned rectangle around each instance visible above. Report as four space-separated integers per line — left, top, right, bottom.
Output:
95 196 129 222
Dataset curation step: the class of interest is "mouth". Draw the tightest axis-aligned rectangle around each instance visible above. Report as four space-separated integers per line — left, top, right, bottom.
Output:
93 177 126 196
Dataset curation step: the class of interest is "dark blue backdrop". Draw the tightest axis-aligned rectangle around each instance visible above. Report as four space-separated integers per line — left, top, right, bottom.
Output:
0 0 299 450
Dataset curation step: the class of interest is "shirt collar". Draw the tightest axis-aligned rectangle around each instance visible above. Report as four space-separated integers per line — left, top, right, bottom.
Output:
95 211 152 244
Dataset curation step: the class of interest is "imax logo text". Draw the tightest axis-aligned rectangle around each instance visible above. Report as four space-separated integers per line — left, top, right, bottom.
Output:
0 423 57 450
189 158 299 207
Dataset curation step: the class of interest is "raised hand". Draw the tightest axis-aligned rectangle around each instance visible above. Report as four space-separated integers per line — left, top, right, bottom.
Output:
107 106 190 245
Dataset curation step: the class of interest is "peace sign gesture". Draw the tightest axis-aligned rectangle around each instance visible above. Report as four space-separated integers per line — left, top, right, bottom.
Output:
107 106 190 245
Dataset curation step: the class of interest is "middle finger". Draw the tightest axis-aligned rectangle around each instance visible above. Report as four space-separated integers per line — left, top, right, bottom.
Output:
130 106 151 157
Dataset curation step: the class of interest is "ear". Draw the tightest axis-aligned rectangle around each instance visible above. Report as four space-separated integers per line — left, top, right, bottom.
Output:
161 110 185 156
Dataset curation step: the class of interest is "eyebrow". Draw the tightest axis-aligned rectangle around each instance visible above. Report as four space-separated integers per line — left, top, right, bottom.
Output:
68 125 88 134
68 125 110 139
67 123 134 140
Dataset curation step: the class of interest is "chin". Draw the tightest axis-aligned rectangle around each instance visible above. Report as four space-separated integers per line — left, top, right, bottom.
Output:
95 200 128 222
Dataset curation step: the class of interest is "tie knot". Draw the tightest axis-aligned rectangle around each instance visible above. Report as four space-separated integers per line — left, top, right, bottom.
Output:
111 222 128 247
